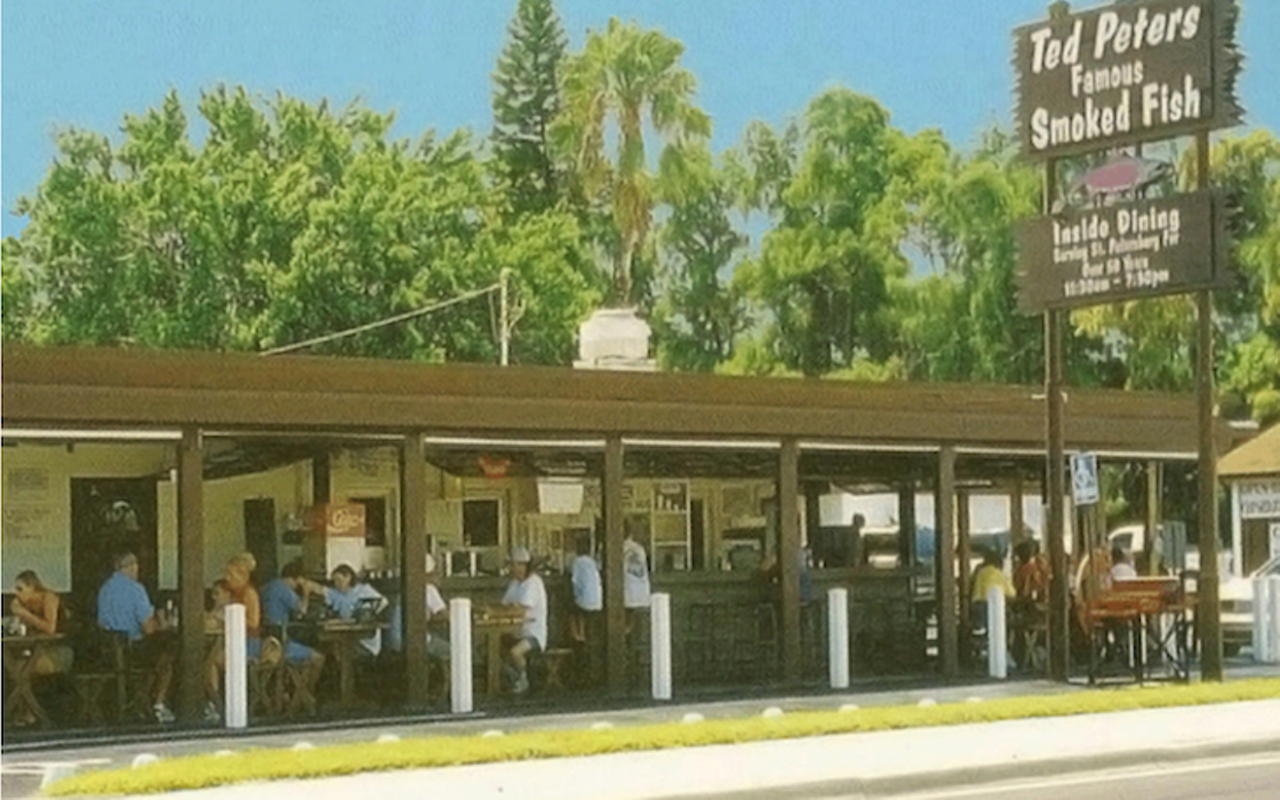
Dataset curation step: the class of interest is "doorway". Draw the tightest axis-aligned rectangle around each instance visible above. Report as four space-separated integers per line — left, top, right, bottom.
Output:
71 478 159 614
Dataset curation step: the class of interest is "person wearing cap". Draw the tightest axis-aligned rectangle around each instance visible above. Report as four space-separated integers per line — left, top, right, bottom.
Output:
500 546 547 694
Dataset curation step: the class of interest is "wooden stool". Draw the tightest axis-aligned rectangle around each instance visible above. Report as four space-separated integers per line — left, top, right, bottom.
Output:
282 661 319 718
72 673 114 726
541 648 573 693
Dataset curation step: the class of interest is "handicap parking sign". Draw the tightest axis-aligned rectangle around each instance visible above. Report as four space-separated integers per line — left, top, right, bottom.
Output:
1070 452 1099 506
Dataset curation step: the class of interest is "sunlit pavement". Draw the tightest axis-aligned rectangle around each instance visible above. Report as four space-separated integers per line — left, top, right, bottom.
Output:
4 660 1278 798
71 699 1280 800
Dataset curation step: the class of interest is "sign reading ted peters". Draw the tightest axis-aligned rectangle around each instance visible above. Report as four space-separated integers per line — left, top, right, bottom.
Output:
1016 189 1225 313
1015 0 1241 159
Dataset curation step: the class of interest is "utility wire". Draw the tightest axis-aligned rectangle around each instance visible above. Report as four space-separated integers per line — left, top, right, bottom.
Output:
260 282 502 356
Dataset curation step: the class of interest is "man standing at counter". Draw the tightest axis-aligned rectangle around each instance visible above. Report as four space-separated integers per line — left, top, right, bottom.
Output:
501 547 547 695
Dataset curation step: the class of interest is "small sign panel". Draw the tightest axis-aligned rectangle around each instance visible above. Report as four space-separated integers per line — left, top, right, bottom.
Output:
1071 452 1100 506
1016 189 1225 313
1240 480 1280 520
1014 0 1242 159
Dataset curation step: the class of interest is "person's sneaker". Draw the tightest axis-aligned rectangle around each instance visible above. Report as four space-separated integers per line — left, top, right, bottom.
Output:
512 673 530 695
153 703 176 724
202 701 221 725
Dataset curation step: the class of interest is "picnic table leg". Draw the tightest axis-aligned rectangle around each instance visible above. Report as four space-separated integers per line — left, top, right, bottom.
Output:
4 651 49 727
338 641 356 709
487 631 503 697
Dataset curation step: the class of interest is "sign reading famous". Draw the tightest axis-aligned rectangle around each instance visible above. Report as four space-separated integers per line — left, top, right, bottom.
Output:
1016 189 1226 313
1014 0 1241 159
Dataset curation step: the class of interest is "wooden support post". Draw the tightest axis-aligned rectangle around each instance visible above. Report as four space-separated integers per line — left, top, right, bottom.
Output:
957 491 972 665
779 439 802 683
1044 152 1070 683
401 433 429 708
937 445 959 678
1196 130 1223 682
312 452 331 505
177 427 205 720
604 436 627 693
899 483 917 571
1011 478 1026 547
1144 461 1162 575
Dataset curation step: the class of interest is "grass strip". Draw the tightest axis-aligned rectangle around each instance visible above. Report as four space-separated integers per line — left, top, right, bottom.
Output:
48 678 1280 797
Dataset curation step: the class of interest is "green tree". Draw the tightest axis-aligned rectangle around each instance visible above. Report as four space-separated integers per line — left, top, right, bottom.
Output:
895 130 1046 384
1 87 599 364
491 0 569 218
731 89 910 376
552 18 711 305
651 148 747 371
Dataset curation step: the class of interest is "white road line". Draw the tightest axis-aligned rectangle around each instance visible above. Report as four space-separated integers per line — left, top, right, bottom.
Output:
894 753 1280 799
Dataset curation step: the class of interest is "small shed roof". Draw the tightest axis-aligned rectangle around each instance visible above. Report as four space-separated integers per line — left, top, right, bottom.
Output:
1218 424 1280 480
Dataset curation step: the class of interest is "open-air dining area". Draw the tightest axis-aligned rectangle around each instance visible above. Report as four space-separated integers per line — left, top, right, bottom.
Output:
2 344 1222 742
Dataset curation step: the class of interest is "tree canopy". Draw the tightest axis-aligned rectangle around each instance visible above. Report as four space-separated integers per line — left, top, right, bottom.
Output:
3 2 1278 424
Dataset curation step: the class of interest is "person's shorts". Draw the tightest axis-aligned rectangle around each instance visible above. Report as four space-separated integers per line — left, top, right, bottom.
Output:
131 632 175 669
425 635 451 662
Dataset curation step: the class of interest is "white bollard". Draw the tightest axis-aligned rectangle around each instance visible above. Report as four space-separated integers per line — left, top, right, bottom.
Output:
986 587 1007 679
1269 577 1280 666
828 588 850 689
651 593 672 701
1252 578 1270 663
224 603 247 729
450 598 473 714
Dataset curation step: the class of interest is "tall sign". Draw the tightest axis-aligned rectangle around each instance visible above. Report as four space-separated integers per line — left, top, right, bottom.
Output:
1015 0 1242 159
1011 0 1242 683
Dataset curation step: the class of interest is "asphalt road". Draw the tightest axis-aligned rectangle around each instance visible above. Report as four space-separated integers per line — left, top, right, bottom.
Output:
882 754 1280 800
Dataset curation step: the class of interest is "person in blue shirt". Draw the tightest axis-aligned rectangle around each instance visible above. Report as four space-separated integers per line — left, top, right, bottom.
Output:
97 552 175 723
260 560 327 666
325 564 387 657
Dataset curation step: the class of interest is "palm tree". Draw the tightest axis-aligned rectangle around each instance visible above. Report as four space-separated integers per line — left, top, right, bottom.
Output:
552 18 710 305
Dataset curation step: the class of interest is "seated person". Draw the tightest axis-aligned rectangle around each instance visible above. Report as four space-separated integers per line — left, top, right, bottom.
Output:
260 560 328 666
386 554 451 694
1109 545 1138 584
1013 540 1050 602
98 552 175 723
203 557 266 723
11 570 75 676
971 550 1015 626
500 547 547 695
205 579 232 631
325 564 387 657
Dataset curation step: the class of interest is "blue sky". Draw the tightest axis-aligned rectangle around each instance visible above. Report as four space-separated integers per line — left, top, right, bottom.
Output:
4 0 1278 238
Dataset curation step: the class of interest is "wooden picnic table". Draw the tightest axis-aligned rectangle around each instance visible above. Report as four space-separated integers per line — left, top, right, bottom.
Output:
474 608 525 697
3 633 66 727
308 621 384 710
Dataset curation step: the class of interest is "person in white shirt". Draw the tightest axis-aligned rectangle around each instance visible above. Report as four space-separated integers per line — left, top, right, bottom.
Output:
325 564 388 657
423 554 451 663
500 546 547 694
1109 545 1138 583
623 535 651 610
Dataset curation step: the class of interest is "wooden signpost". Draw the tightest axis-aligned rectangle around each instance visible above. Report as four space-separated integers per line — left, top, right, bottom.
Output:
1012 0 1242 681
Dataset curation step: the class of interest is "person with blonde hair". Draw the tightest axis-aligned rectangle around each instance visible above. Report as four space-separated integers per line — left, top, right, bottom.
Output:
11 570 74 675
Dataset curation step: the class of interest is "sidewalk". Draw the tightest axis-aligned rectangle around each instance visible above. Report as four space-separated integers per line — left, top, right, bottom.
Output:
153 699 1280 800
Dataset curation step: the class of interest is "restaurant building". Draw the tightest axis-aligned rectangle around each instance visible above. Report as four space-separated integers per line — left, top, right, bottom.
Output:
1 345 1219 737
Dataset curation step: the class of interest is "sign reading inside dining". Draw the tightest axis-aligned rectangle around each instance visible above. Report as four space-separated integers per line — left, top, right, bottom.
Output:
1016 189 1224 312
1014 0 1241 159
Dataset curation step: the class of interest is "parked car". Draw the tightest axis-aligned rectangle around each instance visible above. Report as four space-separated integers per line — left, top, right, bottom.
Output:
1220 555 1280 657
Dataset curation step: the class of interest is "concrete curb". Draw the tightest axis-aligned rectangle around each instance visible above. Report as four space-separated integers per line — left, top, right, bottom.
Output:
676 736 1280 799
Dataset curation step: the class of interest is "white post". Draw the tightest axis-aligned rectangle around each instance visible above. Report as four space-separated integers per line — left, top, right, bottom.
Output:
224 603 247 729
450 598 473 714
827 588 850 689
1230 483 1243 578
651 593 672 701
1269 577 1280 666
986 587 1007 679
1252 578 1270 663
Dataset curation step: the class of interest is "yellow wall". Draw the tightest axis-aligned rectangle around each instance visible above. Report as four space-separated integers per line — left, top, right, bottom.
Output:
1 442 172 591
